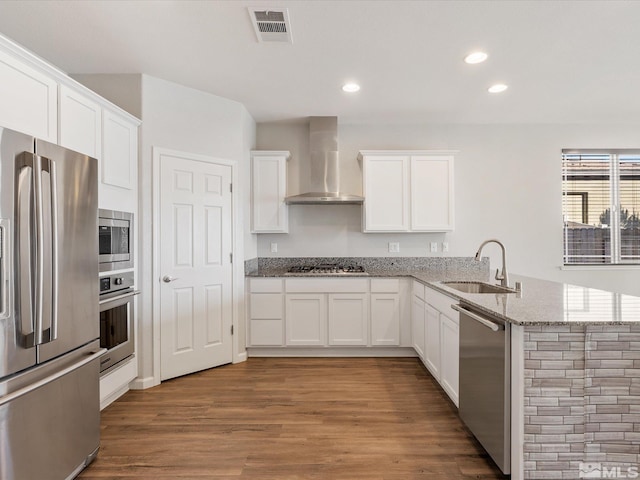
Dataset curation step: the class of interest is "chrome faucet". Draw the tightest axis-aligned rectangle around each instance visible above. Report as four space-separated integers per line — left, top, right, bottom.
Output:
475 239 509 289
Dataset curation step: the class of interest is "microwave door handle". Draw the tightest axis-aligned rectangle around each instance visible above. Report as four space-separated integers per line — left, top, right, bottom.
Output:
40 156 58 341
16 153 37 346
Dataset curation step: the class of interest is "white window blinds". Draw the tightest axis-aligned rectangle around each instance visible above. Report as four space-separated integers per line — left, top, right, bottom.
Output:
562 150 640 265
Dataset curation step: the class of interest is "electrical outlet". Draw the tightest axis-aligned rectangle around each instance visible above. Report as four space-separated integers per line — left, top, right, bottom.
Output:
442 242 449 253
270 242 278 253
388 242 400 253
430 242 438 253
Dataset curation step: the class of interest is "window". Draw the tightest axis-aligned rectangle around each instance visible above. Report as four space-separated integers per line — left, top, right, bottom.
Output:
562 150 640 264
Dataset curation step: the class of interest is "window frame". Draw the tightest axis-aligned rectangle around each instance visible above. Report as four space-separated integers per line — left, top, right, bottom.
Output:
562 148 640 266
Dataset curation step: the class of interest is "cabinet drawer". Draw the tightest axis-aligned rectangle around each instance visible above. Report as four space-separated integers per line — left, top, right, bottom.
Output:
424 285 458 322
412 280 425 300
250 278 283 293
285 278 368 293
371 278 400 293
250 294 283 319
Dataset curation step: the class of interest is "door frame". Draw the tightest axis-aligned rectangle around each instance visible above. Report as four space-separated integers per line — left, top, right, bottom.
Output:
151 147 245 386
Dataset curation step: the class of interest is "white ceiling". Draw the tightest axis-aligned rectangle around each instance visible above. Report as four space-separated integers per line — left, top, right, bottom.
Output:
0 0 639 125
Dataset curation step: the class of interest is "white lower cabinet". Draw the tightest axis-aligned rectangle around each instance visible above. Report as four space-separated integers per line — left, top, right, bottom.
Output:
247 278 403 349
328 294 368 346
249 293 284 346
419 284 460 407
248 279 285 347
411 295 426 359
370 293 400 345
424 304 441 378
285 294 327 346
439 312 459 405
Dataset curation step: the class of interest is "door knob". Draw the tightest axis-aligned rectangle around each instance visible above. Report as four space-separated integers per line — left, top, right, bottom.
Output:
162 275 179 283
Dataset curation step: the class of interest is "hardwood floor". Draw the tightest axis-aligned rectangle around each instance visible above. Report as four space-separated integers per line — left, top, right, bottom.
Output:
79 358 507 479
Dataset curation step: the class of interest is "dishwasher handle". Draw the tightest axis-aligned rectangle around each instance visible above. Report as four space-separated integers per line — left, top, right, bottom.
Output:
451 304 503 332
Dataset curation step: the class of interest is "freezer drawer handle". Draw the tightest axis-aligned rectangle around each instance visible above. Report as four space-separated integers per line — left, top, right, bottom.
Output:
451 304 502 331
0 349 106 407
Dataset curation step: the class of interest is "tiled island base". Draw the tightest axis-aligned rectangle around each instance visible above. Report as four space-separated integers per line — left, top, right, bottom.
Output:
524 325 640 479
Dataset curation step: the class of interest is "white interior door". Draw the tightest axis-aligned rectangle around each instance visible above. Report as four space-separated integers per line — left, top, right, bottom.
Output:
159 152 233 381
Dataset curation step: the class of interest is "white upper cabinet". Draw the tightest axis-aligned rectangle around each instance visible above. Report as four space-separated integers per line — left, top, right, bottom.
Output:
102 109 137 190
58 84 102 159
0 34 140 214
0 48 57 142
251 151 289 233
410 155 454 231
361 154 409 231
360 151 455 232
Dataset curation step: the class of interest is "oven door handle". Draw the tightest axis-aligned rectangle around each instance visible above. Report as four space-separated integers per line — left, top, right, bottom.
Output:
99 290 140 306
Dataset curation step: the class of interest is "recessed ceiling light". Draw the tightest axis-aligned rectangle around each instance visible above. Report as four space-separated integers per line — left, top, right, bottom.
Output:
342 83 360 93
488 84 508 93
464 51 488 64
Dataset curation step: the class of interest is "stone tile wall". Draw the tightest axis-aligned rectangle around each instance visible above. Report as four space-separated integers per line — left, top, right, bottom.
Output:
524 325 640 479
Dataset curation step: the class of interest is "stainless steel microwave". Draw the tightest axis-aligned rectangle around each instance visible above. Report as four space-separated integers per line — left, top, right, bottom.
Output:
99 209 133 272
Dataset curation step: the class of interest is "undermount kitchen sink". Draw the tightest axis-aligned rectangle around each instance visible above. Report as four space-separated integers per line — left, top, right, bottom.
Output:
442 281 516 294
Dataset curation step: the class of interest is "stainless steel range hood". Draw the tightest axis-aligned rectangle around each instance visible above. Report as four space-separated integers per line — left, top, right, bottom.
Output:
285 117 364 205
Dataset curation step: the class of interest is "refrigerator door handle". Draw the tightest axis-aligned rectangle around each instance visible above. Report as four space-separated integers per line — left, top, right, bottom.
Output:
16 152 37 346
0 348 106 407
32 153 45 345
40 156 58 341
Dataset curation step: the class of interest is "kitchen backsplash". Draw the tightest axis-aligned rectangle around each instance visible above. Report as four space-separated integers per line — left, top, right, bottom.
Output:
244 256 488 275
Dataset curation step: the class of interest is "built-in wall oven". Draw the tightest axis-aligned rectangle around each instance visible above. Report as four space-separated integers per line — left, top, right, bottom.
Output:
99 271 139 374
99 209 133 272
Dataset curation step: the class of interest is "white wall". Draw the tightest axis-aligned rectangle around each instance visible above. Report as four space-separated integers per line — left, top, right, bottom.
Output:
137 75 255 385
72 74 142 119
256 122 640 296
74 74 256 387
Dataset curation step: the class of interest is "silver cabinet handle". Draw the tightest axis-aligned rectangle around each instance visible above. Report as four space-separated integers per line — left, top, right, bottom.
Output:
162 275 179 283
451 304 502 331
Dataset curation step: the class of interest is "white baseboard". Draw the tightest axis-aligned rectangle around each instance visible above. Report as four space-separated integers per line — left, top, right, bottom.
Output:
129 375 159 390
234 352 247 364
247 347 418 358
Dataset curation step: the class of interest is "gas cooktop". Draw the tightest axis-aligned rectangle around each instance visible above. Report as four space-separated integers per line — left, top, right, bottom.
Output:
285 263 367 275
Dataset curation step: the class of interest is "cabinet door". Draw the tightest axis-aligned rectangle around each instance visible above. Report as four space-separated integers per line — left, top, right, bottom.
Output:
251 152 289 233
59 85 102 159
103 109 137 190
248 293 284 346
411 295 425 359
410 155 454 231
363 155 409 232
424 304 441 379
440 313 459 406
285 294 326 346
370 293 400 346
0 49 57 141
328 294 368 346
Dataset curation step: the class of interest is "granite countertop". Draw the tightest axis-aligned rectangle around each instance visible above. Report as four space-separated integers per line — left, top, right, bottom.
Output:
247 260 640 326
427 274 640 326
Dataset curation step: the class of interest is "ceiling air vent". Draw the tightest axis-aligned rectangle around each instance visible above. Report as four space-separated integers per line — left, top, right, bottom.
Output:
248 8 293 43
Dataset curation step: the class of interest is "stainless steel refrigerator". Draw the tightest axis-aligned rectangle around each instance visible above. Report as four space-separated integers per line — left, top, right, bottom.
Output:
0 127 104 479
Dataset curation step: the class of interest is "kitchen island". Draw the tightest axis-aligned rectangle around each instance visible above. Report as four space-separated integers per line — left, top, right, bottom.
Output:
430 275 640 480
246 258 640 480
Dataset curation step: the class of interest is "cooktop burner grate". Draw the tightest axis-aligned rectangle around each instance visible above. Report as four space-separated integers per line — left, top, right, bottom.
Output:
286 263 367 275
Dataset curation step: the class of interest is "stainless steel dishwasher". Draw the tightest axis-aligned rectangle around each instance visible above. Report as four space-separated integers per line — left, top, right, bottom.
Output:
452 303 511 475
